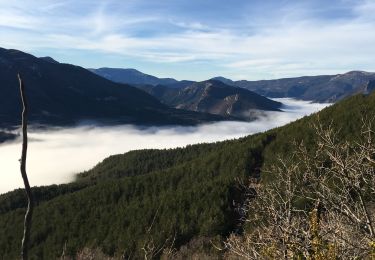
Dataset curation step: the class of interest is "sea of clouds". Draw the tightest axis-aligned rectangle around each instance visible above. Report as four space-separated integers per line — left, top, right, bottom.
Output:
0 98 330 194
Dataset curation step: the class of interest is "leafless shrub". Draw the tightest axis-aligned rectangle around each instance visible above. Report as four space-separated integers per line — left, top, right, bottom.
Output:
167 236 221 260
76 247 115 260
141 232 176 260
225 118 375 259
140 203 177 260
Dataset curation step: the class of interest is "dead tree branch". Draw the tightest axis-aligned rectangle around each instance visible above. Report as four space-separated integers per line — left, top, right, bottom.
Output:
18 73 34 260
225 119 375 259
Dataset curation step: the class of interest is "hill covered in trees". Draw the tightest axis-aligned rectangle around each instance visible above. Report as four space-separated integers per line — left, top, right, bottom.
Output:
0 91 374 258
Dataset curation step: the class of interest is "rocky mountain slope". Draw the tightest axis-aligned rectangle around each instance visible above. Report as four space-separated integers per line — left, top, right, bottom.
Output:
138 80 282 120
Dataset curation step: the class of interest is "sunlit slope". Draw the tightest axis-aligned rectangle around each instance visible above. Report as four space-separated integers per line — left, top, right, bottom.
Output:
215 71 375 102
137 80 282 120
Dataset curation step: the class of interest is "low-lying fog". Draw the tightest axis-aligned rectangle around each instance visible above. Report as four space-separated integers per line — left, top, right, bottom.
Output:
0 98 330 194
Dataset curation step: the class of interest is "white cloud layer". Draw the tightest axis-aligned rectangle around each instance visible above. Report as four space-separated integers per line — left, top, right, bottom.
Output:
0 98 330 194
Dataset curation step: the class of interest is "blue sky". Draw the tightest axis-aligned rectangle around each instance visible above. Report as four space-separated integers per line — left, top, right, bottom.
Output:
0 0 374 80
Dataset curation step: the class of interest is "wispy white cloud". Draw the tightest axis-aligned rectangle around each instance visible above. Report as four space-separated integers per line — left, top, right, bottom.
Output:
0 0 374 79
353 0 375 21
0 10 41 30
168 19 209 31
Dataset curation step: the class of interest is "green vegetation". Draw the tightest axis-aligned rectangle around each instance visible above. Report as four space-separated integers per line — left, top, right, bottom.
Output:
225 115 375 259
0 92 374 258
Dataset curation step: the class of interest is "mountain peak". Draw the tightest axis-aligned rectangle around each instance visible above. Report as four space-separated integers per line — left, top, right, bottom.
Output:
139 79 282 120
39 56 59 64
344 70 373 75
90 67 179 86
210 76 235 86
330 70 375 83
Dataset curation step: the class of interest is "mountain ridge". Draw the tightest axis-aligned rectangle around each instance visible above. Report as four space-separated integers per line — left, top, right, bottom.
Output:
91 66 375 103
0 48 228 128
90 67 186 87
137 79 282 120
212 70 375 102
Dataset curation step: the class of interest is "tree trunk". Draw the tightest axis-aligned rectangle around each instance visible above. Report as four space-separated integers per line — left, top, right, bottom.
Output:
18 74 34 260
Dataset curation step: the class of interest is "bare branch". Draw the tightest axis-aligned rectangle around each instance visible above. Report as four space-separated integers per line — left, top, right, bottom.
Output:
18 74 34 260
225 118 375 259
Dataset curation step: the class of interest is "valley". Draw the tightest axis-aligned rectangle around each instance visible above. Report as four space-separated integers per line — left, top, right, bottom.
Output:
1 1 375 258
0 98 329 195
0 90 372 258
0 49 374 259
0 48 374 259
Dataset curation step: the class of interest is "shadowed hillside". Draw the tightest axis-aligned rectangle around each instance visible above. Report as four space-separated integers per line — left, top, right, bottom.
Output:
0 48 227 128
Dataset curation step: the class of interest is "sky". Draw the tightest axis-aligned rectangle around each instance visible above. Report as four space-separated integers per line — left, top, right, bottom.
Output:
0 0 374 80
0 98 330 194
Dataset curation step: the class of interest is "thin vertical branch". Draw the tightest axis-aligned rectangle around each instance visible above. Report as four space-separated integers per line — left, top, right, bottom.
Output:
18 73 34 260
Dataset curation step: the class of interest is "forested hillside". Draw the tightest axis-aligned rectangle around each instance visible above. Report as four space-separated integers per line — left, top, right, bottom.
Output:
0 92 374 258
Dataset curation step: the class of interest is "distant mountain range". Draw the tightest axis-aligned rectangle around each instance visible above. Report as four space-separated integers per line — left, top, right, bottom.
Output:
138 80 282 120
0 48 226 129
2 48 373 133
212 71 375 102
90 67 194 88
92 67 375 103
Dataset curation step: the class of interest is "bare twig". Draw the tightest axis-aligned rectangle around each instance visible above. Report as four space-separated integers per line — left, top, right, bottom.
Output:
18 74 34 260
225 119 375 259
